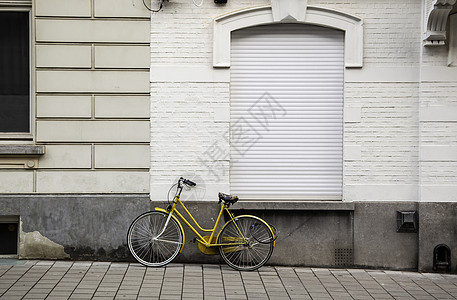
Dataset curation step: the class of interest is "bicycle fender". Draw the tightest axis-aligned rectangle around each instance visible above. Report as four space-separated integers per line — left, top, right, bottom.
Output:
217 214 276 247
154 207 186 252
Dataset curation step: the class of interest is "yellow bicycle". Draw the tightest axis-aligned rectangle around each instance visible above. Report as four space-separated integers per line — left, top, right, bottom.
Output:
127 177 277 271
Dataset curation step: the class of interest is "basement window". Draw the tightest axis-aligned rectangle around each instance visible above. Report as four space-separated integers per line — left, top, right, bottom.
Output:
0 216 19 256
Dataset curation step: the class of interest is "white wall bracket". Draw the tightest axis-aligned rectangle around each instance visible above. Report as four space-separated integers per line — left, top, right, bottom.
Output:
424 0 456 46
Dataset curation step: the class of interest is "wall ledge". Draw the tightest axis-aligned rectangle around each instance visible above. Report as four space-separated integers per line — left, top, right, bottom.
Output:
0 145 46 169
0 145 45 156
230 201 355 211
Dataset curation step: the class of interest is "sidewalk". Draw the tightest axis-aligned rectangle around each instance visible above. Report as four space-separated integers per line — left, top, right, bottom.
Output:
1 260 457 300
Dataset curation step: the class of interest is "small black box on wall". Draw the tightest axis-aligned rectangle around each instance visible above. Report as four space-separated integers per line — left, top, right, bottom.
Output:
396 210 418 233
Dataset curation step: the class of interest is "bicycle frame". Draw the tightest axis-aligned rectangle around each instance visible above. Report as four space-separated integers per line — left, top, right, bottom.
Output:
127 177 276 270
155 193 247 249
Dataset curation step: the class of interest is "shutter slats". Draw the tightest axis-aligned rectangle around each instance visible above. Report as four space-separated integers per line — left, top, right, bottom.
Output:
230 24 344 200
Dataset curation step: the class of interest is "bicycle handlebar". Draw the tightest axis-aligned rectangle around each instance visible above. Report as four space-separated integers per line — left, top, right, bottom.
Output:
180 177 196 187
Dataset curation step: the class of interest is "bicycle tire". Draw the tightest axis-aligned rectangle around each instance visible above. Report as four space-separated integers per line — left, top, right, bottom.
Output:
127 211 183 267
218 216 274 271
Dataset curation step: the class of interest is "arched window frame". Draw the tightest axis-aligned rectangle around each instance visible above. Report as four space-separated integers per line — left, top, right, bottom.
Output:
213 5 363 68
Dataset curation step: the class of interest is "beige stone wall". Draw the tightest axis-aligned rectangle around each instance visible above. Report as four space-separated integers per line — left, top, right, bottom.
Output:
31 0 150 193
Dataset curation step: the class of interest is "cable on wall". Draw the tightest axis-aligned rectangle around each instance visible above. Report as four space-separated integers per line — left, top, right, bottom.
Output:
143 0 165 12
193 0 204 7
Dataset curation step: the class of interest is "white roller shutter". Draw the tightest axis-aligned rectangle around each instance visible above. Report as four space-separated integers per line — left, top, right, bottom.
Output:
230 24 344 200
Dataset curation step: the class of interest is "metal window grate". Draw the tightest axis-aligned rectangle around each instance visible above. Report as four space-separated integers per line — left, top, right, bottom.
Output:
334 248 353 266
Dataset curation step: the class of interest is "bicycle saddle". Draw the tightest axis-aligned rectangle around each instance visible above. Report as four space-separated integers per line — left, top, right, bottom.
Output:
218 192 239 204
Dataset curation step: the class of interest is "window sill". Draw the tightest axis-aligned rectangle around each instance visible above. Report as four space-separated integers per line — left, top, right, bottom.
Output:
230 201 354 211
0 133 33 140
0 145 45 169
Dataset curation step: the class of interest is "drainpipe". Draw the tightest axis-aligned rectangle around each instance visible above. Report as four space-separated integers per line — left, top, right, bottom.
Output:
417 0 426 272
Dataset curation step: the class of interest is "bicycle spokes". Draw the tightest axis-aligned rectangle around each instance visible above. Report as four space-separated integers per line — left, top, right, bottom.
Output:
127 211 183 267
218 216 274 271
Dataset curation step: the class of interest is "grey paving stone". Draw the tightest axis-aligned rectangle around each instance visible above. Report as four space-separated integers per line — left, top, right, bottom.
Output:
138 290 161 297
47 291 72 297
290 295 312 300
96 285 120 292
35 261 54 266
26 288 53 296
22 293 49 300
204 291 225 297
1 292 29 299
1 296 26 300
71 288 97 296
114 295 137 299
4 261 457 300
158 296 182 300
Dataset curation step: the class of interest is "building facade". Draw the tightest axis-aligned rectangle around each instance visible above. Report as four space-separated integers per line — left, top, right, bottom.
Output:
0 0 456 273
0 0 151 260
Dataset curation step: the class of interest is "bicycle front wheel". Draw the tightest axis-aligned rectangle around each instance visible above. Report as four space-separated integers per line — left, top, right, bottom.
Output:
218 216 274 271
127 211 183 267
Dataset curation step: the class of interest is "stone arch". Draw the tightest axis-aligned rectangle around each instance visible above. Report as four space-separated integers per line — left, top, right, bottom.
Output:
213 5 363 68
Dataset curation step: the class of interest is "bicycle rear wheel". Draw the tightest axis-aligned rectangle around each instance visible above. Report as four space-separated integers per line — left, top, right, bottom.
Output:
127 211 183 267
218 216 274 271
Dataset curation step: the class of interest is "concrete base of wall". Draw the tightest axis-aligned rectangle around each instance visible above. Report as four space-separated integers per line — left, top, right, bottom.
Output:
418 202 457 273
0 195 456 273
0 194 149 261
353 202 419 270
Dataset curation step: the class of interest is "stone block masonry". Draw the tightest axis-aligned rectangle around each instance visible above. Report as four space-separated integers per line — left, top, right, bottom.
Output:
0 0 151 261
29 0 151 194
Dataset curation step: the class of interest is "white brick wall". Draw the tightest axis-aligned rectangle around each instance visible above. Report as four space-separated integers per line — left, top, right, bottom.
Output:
150 82 230 193
153 0 420 67
420 76 457 201
344 82 419 186
149 0 457 202
311 0 422 66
